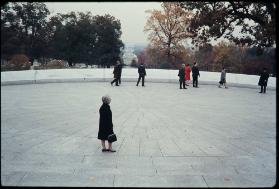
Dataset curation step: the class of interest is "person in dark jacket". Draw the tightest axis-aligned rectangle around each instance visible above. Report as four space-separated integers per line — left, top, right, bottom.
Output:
192 62 200 88
178 64 186 89
118 61 123 85
98 95 116 152
258 68 270 93
136 63 146 86
111 61 121 86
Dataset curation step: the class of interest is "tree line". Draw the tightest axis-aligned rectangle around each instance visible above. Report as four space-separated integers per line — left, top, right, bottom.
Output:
1 2 276 76
133 41 275 76
1 2 124 67
143 2 276 76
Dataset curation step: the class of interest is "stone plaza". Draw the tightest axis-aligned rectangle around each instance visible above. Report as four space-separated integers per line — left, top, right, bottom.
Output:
1 82 276 187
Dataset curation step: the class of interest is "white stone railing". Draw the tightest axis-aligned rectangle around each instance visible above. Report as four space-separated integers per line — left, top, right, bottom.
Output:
1 68 276 89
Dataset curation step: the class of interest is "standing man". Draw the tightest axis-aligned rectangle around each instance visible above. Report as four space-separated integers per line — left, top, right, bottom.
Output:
136 63 146 87
258 67 269 93
192 62 200 88
178 64 186 89
184 63 191 86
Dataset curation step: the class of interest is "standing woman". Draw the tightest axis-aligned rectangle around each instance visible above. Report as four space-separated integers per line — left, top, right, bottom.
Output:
184 63 191 86
98 95 116 152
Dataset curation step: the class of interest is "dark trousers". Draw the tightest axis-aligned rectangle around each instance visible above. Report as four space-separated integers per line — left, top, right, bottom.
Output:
260 85 266 93
179 80 185 89
137 75 145 86
193 76 198 87
118 77 121 85
111 77 119 86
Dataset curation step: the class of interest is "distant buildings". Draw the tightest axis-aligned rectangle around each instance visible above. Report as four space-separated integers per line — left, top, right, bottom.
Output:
122 44 138 66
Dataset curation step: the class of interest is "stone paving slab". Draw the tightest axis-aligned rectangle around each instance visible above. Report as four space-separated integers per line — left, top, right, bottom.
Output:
1 82 276 187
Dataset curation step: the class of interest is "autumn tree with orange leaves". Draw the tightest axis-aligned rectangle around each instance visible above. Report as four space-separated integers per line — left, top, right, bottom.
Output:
144 2 194 67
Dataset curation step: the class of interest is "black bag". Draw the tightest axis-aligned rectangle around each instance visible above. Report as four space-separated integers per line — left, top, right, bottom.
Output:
108 134 117 143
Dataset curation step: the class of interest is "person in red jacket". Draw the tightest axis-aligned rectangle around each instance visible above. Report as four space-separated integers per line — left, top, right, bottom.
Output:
184 63 191 86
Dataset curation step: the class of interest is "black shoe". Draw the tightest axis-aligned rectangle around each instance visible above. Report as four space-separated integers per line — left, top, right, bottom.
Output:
108 149 116 152
259 92 263 93
102 149 108 152
183 88 187 89
111 82 113 86
116 85 119 86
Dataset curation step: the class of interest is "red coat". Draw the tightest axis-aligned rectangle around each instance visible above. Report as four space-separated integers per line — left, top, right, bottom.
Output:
184 66 191 80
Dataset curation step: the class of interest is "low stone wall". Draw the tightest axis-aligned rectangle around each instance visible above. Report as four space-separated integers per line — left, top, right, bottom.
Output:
1 68 276 90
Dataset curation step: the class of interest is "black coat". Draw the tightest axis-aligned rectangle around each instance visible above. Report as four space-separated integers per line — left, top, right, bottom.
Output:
178 68 185 81
113 65 121 78
98 103 114 140
192 66 200 77
118 64 123 76
138 65 146 76
258 71 269 86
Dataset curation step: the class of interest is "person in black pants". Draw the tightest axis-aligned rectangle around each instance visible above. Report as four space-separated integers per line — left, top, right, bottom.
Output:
136 63 146 86
178 64 186 89
192 62 200 88
111 61 121 86
117 61 123 85
258 68 270 93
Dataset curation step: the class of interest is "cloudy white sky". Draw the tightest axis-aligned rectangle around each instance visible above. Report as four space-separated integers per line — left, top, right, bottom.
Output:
45 2 162 45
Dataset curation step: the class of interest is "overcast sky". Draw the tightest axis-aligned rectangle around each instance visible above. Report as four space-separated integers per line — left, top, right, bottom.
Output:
45 2 162 45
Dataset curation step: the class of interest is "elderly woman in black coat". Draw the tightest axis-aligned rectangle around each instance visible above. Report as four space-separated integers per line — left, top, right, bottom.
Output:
98 95 116 152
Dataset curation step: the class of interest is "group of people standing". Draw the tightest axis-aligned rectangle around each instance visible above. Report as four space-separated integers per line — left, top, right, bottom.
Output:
178 62 200 89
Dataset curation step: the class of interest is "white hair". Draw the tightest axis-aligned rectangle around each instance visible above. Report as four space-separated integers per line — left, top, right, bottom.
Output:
102 95 111 104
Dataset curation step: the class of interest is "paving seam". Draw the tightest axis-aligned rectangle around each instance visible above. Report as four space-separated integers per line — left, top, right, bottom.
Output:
16 172 28 186
201 175 210 187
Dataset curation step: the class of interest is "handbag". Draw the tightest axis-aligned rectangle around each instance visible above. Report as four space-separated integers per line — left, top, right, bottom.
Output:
108 134 117 143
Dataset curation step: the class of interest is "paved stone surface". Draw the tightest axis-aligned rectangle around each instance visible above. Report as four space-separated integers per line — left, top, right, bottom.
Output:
1 82 276 187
